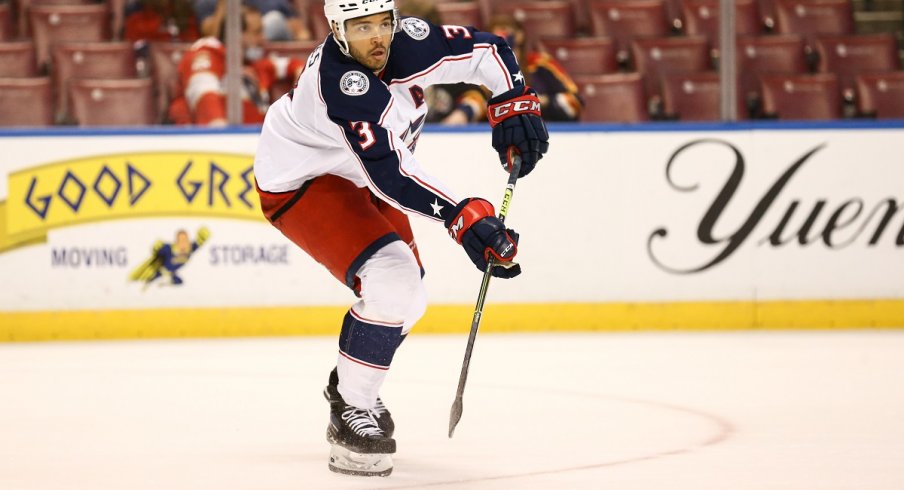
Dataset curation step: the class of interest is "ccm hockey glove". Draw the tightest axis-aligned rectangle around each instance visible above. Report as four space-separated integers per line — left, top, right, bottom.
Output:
487 86 550 177
445 198 521 278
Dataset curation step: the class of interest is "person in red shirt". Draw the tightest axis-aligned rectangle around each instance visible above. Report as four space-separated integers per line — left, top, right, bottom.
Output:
168 5 305 125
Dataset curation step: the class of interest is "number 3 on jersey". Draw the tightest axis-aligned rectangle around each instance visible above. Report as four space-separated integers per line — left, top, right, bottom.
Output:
350 121 376 150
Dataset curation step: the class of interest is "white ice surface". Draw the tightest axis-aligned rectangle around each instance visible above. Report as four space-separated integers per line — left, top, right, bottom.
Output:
1 331 903 489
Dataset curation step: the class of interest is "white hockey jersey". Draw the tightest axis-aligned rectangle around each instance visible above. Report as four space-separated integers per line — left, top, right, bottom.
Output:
253 17 524 224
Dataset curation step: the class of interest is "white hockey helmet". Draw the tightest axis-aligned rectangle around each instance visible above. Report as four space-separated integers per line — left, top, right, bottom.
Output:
324 0 399 56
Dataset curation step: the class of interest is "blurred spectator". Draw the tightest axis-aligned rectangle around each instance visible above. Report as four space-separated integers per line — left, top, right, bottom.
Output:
124 0 200 42
487 14 583 122
195 0 310 41
168 6 305 125
399 0 489 125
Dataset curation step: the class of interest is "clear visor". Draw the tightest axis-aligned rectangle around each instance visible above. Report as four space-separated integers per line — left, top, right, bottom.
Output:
342 12 399 42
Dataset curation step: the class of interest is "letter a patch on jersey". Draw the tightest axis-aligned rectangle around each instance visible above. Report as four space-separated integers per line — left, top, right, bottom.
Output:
340 71 370 96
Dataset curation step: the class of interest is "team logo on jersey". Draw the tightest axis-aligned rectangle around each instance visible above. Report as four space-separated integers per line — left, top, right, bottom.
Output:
401 18 430 40
340 71 370 96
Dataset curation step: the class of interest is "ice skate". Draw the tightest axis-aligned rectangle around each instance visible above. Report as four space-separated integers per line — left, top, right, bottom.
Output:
328 444 393 477
324 368 395 436
326 386 396 477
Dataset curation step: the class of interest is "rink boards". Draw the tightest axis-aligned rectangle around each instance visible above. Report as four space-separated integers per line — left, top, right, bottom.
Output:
1 122 903 340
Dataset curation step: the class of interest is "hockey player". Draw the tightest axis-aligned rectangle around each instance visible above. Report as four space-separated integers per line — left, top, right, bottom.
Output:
252 0 549 476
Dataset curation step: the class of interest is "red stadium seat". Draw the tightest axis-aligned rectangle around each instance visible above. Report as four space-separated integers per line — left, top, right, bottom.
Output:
17 0 97 37
436 2 483 29
52 41 136 123
736 35 808 109
149 41 191 123
574 73 649 122
29 4 110 68
69 78 154 126
0 2 13 41
262 39 319 60
661 72 745 120
563 0 592 34
490 1 576 48
108 0 126 39
662 0 684 31
539 37 618 76
0 41 38 77
307 2 331 41
759 73 841 120
773 0 853 40
814 34 900 100
758 0 778 30
681 0 762 54
630 36 711 102
0 77 54 126
588 0 670 64
856 72 904 119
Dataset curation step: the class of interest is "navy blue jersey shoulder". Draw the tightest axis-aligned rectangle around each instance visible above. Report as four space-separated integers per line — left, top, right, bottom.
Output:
319 37 391 123
382 16 520 84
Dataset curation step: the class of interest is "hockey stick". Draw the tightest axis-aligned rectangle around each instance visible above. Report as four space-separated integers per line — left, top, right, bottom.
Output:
448 151 522 438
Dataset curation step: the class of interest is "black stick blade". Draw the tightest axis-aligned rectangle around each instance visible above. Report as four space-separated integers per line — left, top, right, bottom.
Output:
448 397 463 438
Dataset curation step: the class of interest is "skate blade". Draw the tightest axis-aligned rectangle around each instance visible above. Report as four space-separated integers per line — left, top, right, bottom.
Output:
328 445 393 477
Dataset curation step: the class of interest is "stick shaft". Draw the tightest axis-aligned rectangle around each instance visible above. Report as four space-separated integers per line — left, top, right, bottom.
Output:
448 157 522 437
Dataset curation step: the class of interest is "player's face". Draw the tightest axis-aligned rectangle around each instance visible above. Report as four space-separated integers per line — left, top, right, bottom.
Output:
175 231 190 252
343 12 394 71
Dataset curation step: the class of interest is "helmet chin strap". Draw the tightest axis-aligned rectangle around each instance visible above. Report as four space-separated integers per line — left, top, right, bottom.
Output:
331 21 352 57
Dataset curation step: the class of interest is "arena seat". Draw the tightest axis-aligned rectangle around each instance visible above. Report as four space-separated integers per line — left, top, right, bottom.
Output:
490 1 576 48
588 0 670 64
758 0 778 30
630 36 711 103
69 78 154 126
681 0 762 56
574 73 649 122
855 72 904 119
814 33 900 100
306 2 331 40
539 37 618 76
660 71 746 121
149 41 191 123
17 0 97 37
772 0 853 40
0 77 54 126
28 4 110 69
0 41 38 77
262 39 319 60
563 0 592 34
0 2 13 40
662 0 684 31
759 73 842 120
736 35 808 111
52 41 136 123
436 2 483 29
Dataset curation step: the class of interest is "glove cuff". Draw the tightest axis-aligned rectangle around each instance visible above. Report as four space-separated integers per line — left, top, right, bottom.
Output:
445 198 495 245
487 86 542 128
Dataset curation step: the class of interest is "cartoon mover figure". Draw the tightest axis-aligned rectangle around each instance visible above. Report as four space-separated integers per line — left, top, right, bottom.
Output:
130 227 210 289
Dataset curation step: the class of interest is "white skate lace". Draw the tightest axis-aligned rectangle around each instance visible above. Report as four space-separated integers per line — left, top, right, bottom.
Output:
372 398 388 419
342 407 384 437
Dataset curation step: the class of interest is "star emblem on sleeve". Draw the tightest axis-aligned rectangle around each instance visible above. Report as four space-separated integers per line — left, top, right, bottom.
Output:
512 71 525 84
430 199 444 216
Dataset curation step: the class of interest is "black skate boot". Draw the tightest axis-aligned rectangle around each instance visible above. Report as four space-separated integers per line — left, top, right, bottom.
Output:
326 392 396 476
324 367 395 437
